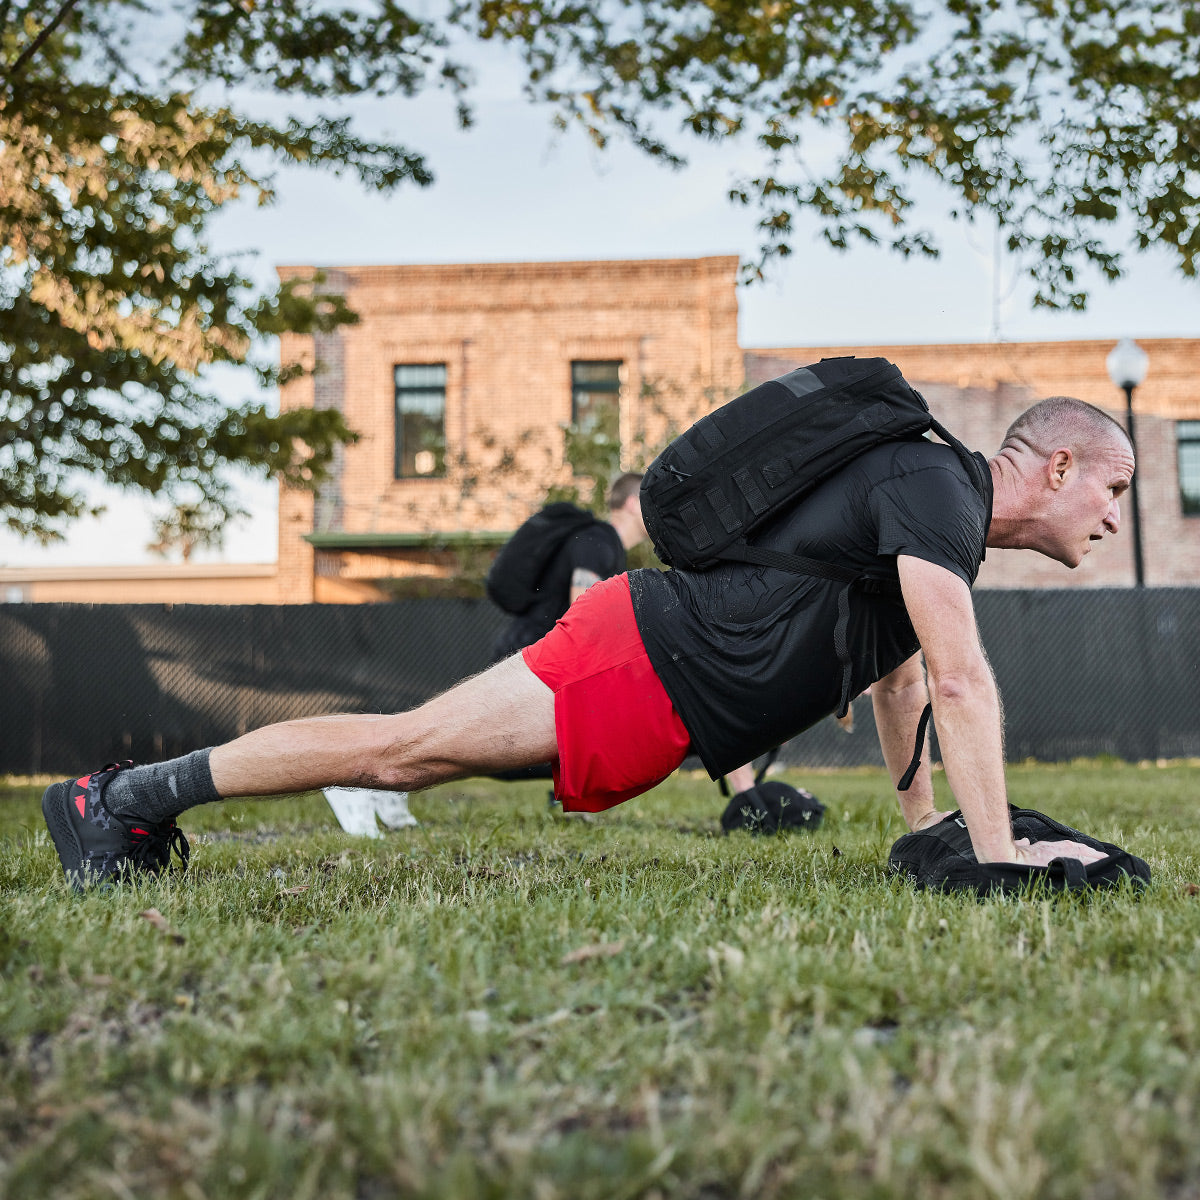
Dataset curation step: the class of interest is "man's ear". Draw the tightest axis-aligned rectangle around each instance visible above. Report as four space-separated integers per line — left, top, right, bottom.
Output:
1047 448 1073 489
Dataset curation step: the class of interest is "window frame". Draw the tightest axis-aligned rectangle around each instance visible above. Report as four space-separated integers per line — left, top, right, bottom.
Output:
393 362 448 480
1178 420 1200 517
570 359 623 433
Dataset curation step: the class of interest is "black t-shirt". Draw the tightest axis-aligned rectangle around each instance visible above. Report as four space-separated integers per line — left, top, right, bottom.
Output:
628 440 993 777
492 521 626 658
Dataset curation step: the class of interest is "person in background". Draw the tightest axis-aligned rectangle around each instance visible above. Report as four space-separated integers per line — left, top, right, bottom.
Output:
325 473 648 827
489 472 648 662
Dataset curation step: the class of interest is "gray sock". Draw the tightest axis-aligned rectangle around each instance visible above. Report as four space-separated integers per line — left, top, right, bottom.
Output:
102 749 221 820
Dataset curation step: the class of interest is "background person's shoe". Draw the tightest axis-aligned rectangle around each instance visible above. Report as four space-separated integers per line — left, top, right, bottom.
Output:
370 790 418 830
323 787 417 837
42 762 190 892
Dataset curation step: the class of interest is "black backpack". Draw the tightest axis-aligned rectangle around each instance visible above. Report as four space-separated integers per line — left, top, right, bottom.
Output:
719 781 825 835
485 502 601 616
888 806 1151 895
639 357 987 764
640 357 985 574
715 748 825 835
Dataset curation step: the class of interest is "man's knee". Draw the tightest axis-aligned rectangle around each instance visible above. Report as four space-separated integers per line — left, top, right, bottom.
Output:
369 659 556 788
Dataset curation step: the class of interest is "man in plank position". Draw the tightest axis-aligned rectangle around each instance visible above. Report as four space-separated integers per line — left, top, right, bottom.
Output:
42 395 1132 887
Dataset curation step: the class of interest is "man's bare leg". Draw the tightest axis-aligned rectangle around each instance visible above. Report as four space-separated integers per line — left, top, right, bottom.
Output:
725 764 756 793
210 654 557 797
42 655 558 889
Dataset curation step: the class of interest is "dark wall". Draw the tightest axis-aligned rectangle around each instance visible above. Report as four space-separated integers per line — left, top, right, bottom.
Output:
1 590 1197 776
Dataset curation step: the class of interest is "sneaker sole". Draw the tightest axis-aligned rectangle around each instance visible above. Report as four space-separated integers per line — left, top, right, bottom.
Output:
41 780 86 892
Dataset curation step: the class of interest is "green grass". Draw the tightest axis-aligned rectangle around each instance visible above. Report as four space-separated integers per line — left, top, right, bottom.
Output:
1 762 1199 1199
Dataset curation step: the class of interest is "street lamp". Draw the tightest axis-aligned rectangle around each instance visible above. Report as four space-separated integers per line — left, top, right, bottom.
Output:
1105 337 1148 587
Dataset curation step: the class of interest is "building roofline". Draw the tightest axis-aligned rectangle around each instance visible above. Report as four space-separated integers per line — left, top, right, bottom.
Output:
277 253 740 278
0 563 277 583
304 531 512 550
745 336 1198 353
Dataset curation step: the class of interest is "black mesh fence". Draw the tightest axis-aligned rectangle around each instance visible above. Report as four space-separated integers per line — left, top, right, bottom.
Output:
0 599 505 775
1 589 1198 776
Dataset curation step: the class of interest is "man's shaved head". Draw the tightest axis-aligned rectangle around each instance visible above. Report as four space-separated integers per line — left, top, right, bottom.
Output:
1002 396 1131 465
988 394 1135 568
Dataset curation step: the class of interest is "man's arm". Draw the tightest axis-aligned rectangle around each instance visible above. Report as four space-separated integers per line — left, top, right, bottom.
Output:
567 524 622 604
569 567 603 605
871 653 953 832
895 555 1104 866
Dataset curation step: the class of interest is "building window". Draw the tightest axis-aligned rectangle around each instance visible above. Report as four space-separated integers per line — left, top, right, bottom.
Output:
571 360 622 439
1179 421 1200 515
394 363 446 478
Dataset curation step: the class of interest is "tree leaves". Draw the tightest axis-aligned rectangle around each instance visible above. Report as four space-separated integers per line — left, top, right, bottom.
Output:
0 11 373 540
454 0 1200 306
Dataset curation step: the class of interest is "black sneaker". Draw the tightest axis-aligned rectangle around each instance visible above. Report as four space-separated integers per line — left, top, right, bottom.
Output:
41 761 190 892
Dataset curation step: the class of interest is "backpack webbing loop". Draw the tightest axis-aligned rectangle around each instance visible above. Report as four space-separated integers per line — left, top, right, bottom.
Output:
1055 856 1089 887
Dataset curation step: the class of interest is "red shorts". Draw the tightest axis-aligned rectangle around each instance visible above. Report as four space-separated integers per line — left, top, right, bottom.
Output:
521 573 691 812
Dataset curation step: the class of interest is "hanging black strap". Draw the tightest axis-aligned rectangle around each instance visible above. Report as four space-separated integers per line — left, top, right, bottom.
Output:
833 583 853 719
755 747 780 785
897 702 932 792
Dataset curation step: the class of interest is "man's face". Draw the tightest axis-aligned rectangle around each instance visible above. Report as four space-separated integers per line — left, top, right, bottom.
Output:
622 494 649 545
1045 437 1135 568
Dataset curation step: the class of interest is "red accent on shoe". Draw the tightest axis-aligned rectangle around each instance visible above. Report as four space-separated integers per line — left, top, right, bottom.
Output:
76 775 92 788
131 827 148 836
75 794 86 817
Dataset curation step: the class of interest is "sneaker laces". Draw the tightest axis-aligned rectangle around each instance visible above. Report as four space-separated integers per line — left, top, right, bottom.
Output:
125 815 191 874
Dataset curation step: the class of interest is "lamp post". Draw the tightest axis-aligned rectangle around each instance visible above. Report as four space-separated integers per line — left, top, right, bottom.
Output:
1105 337 1148 587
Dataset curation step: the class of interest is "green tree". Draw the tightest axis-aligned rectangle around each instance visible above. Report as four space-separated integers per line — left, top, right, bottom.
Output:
145 499 226 562
455 0 1200 308
1 0 464 541
5 2 1198 542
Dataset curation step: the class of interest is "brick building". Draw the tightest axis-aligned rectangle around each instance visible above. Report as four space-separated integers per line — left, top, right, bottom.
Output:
3 254 1197 603
275 256 744 602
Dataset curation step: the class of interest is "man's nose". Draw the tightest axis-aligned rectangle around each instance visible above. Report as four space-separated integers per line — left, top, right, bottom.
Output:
1104 498 1121 534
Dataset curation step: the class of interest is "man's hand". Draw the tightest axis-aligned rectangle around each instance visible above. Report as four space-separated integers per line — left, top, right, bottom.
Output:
907 813 1106 866
994 838 1109 867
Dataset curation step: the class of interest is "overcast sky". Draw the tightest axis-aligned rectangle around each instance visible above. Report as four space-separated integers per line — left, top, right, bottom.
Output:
4 42 1198 568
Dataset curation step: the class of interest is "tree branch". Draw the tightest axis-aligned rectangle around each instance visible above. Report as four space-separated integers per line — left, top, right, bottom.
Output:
1 0 82 90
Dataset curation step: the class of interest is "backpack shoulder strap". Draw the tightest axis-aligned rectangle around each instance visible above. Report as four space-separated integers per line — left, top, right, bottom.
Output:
715 542 859 585
927 414 989 500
